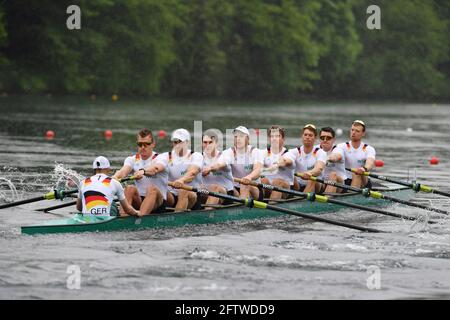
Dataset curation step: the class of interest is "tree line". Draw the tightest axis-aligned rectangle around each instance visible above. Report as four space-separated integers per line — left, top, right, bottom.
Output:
0 0 448 100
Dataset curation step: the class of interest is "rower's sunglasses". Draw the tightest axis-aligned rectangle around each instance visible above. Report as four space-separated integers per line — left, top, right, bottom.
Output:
137 142 152 147
320 136 333 141
172 139 182 144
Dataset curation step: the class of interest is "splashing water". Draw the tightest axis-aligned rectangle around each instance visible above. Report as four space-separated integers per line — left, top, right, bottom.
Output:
0 177 19 203
51 163 85 190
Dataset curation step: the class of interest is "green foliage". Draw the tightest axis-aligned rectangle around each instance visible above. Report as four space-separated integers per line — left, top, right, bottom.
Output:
0 0 448 100
162 0 232 97
350 0 448 100
223 0 322 98
0 4 8 90
311 0 362 95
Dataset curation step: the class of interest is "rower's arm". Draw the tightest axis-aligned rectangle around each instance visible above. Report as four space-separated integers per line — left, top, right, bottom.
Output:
113 165 132 180
178 165 201 184
327 153 342 163
364 157 375 171
145 163 165 176
278 149 296 168
308 161 325 177
247 162 262 180
210 161 227 172
278 157 293 168
119 199 139 216
76 198 82 211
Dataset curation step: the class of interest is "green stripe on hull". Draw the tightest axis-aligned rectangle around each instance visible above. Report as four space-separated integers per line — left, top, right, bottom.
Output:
21 187 412 235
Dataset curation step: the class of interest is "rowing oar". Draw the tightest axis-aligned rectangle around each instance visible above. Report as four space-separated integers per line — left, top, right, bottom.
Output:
237 178 434 224
0 189 78 210
36 176 136 213
169 182 381 233
346 168 450 198
298 173 448 217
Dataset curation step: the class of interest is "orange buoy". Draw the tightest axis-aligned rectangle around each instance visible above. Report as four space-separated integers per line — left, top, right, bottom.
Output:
111 94 118 102
158 130 167 139
430 157 439 165
104 130 113 141
375 159 384 167
45 130 55 140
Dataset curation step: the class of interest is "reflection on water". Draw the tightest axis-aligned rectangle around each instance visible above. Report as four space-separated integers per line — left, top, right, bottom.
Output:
0 96 450 299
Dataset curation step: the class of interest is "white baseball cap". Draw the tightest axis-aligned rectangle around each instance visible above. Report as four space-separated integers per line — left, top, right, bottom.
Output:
171 128 191 142
353 120 366 128
233 126 250 136
92 156 110 169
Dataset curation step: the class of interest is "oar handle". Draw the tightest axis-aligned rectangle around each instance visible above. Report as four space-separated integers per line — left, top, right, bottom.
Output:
348 168 370 176
234 178 259 187
168 181 194 192
117 176 136 183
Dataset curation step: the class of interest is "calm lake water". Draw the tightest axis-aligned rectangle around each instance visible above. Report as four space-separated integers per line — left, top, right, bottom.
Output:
0 95 450 300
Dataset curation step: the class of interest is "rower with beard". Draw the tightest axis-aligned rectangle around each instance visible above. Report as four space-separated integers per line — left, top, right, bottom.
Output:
113 129 166 215
260 125 296 199
282 124 327 193
328 120 376 189
201 132 235 208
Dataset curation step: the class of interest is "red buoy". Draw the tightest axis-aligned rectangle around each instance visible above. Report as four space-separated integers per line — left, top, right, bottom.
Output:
375 159 384 167
104 130 113 141
430 157 439 165
254 128 260 136
45 130 55 140
158 130 167 139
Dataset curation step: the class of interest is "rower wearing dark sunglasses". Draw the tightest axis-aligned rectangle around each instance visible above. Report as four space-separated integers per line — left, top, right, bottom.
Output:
316 127 347 193
113 128 167 215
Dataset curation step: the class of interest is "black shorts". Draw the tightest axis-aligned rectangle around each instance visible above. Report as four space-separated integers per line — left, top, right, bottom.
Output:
140 196 167 213
170 192 203 211
345 178 372 189
222 190 237 205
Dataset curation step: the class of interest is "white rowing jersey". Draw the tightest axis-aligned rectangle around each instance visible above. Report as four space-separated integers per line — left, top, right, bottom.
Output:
123 151 168 199
317 144 347 181
288 146 327 186
202 151 234 191
337 141 376 179
78 174 125 216
221 145 263 187
167 150 203 195
261 146 296 185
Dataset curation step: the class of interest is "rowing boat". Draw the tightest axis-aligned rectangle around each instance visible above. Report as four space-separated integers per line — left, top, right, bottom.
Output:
21 185 412 235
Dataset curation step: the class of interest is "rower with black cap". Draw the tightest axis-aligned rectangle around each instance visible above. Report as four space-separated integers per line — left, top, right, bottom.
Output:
77 156 139 217
328 120 376 189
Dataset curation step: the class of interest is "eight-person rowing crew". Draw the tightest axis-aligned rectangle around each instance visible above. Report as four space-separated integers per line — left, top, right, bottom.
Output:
77 120 376 217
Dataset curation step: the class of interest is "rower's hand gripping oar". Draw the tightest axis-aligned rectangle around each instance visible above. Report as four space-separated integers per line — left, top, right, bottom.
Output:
169 182 381 233
36 176 136 213
238 178 434 224
0 189 78 210
299 173 448 217
346 168 450 198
